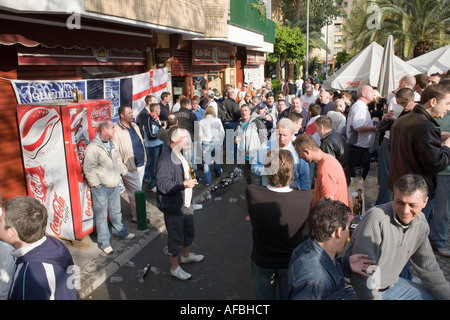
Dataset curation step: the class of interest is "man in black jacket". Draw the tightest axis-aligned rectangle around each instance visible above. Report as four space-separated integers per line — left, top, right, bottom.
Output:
156 126 203 281
388 83 450 221
222 90 241 162
173 97 199 178
316 116 350 185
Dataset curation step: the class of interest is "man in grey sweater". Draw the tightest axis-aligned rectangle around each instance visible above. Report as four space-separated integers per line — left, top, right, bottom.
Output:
342 174 450 300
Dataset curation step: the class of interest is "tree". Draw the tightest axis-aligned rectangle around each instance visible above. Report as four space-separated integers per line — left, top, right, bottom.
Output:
344 0 450 59
267 22 306 80
279 0 346 76
335 51 354 69
281 0 346 33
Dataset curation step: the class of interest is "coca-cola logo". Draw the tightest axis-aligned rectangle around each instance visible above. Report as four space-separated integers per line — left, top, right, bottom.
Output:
346 80 361 87
19 107 60 159
26 166 48 205
50 193 66 236
85 187 93 217
91 106 109 120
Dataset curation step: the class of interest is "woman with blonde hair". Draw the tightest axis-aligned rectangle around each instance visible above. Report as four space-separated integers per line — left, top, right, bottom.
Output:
198 106 225 185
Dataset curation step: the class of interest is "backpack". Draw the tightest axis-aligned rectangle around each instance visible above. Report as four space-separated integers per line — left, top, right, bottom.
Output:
206 99 227 122
217 101 227 122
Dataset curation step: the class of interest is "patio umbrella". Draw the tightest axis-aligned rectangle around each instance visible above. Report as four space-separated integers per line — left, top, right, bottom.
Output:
322 42 420 91
407 44 450 75
377 35 396 98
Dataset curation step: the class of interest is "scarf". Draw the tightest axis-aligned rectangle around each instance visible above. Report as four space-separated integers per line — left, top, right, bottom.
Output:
150 113 161 125
175 151 192 208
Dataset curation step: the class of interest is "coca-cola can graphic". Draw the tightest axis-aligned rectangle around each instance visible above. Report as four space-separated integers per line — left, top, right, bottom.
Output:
25 165 48 206
19 106 61 160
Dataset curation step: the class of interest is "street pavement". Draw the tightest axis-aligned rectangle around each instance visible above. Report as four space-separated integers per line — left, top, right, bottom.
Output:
66 162 450 300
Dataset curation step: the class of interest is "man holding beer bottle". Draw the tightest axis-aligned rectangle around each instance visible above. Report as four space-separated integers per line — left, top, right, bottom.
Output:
156 126 203 281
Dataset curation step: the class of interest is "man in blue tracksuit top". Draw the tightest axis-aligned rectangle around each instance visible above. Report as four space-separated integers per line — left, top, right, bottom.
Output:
0 196 77 300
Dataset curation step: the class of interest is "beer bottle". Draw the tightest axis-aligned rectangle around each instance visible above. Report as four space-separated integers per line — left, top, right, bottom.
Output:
189 163 195 179
357 189 363 215
352 192 360 216
72 82 79 103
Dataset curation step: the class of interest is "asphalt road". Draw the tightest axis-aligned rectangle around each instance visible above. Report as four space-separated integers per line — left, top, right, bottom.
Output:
86 174 255 300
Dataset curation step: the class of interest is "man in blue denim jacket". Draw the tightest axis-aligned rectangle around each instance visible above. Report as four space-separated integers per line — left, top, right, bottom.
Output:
286 198 374 300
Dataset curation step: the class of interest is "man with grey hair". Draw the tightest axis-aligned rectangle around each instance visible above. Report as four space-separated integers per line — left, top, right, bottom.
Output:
252 118 310 189
342 174 450 300
156 126 203 281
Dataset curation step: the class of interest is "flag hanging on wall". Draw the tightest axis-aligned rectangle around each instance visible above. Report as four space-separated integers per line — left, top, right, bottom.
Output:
11 68 169 123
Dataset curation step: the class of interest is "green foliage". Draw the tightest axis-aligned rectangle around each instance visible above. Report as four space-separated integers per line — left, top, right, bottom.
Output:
307 56 322 77
281 0 346 33
344 0 450 59
335 51 354 69
251 0 267 22
267 22 306 64
279 0 346 54
271 78 281 96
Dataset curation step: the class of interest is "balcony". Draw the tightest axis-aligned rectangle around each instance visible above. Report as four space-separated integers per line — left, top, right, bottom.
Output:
228 0 276 44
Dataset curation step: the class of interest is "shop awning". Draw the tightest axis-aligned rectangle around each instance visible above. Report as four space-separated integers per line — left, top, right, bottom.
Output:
16 45 145 66
0 13 153 52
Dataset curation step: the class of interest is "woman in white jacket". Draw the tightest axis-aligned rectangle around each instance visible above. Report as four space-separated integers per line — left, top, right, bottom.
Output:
199 106 225 185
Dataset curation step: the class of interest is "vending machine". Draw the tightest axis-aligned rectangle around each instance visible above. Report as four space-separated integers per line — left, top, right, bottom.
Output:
17 99 111 240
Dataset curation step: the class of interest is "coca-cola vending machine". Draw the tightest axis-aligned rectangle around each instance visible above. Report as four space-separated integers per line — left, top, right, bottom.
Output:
17 99 111 240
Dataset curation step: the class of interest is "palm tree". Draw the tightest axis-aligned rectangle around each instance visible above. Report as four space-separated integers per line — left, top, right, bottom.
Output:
344 0 450 59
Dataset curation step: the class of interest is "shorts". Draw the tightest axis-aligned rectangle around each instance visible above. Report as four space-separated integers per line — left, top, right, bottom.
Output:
163 206 195 256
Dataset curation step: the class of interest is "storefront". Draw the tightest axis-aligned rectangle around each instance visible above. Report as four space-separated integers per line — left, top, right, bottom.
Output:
243 50 266 89
165 40 234 101
0 15 153 201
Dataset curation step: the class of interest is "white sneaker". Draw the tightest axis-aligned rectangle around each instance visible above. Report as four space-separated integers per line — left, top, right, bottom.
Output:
435 247 450 258
181 252 204 263
124 233 135 240
170 266 191 280
103 246 113 254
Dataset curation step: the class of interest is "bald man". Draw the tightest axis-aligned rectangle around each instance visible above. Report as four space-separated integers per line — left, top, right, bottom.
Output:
346 85 377 179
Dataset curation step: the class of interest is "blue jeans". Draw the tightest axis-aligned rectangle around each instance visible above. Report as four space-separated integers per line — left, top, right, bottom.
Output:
379 277 436 300
148 144 164 189
202 141 222 185
251 261 288 300
429 174 449 249
91 185 128 250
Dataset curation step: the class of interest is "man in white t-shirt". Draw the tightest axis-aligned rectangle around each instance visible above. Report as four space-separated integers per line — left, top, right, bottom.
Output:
346 85 376 179
301 85 318 108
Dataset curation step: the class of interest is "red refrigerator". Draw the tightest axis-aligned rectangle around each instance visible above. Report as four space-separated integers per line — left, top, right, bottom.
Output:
17 99 111 240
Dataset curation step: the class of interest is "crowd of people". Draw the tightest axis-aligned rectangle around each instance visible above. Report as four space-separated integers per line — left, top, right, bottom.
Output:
1 69 449 300
147 71 450 298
